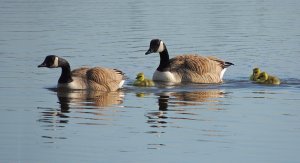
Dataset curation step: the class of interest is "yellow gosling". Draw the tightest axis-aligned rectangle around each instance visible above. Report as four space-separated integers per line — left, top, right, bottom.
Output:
250 67 261 81
256 72 281 85
133 72 155 87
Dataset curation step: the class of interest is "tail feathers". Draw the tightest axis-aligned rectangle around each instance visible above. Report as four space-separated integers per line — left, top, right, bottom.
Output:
114 69 125 75
113 69 128 79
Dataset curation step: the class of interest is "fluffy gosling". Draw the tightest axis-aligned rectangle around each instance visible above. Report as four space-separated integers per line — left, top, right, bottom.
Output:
250 67 261 81
256 72 281 85
133 72 155 87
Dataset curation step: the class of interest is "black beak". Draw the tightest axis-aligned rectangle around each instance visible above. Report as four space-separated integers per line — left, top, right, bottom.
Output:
145 49 153 55
38 63 46 68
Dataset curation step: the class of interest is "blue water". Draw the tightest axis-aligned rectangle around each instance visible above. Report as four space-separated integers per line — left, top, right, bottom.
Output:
0 0 300 162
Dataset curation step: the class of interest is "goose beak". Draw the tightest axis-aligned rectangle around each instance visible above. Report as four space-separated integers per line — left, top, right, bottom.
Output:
145 49 153 55
38 63 46 68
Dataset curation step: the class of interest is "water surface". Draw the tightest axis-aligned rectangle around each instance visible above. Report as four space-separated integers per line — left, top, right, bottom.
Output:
0 0 300 162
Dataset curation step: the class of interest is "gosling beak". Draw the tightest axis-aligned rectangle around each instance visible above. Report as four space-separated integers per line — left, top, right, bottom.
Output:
145 49 153 55
38 63 46 68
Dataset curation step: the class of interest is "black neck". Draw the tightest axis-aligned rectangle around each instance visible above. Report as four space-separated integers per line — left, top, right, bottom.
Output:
58 59 73 84
157 44 170 72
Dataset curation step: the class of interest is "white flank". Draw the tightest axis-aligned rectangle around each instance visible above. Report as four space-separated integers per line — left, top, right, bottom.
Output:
51 56 59 68
153 70 177 82
220 68 227 81
118 80 125 88
157 41 164 53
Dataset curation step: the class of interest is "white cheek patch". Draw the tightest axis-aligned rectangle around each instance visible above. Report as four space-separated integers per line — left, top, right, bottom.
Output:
157 41 164 53
51 56 59 68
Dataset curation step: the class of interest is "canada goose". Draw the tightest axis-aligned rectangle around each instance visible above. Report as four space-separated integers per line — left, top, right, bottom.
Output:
38 55 125 91
256 72 281 85
133 72 155 87
145 39 233 83
250 67 261 81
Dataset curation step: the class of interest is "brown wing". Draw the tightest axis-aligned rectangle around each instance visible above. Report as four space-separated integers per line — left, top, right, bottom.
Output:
71 67 89 78
86 67 124 91
169 54 224 83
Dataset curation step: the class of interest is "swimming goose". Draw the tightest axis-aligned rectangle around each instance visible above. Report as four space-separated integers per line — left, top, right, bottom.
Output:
38 55 125 91
133 72 155 87
250 67 261 81
145 39 234 83
256 72 281 85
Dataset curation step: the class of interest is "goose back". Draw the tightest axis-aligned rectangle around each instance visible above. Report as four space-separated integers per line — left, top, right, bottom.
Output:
86 67 124 91
168 54 227 83
60 67 124 91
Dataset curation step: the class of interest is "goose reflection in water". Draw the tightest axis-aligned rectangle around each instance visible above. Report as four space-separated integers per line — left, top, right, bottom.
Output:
56 89 124 110
144 89 226 130
157 90 225 110
38 89 124 125
38 89 124 143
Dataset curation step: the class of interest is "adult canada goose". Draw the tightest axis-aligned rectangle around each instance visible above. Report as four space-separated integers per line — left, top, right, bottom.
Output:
133 72 155 87
256 72 281 85
145 39 233 83
250 67 261 81
38 55 125 91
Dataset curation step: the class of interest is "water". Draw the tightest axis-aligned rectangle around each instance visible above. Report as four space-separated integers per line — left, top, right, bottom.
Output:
1 0 300 162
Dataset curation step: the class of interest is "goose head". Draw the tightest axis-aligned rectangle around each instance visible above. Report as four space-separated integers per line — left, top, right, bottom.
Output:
38 55 68 68
145 39 165 55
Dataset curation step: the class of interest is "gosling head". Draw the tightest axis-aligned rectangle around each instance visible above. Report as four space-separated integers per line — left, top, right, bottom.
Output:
145 39 165 55
136 72 145 81
257 72 268 82
253 67 261 77
38 55 68 68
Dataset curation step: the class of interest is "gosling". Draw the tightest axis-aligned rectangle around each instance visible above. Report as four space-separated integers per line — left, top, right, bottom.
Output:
250 67 261 81
133 72 155 87
256 72 281 85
